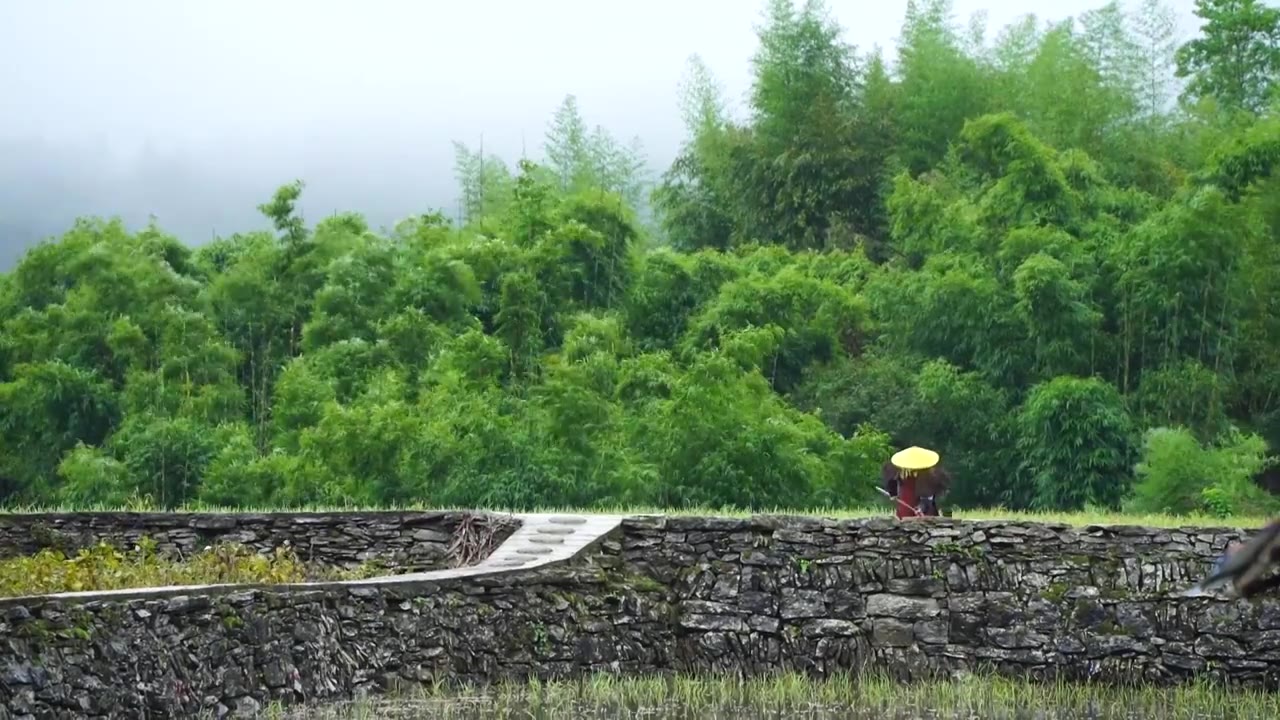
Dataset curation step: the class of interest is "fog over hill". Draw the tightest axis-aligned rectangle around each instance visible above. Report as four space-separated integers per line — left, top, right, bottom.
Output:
0 0 1200 268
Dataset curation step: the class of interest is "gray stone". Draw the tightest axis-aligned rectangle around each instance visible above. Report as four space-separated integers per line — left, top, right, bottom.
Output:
680 614 748 632
822 589 865 620
681 600 742 617
801 619 859 637
914 618 949 645
986 627 1049 650
230 696 261 718
738 591 776 615
780 590 825 619
866 594 941 620
0 512 1274 718
872 618 914 646
885 577 944 597
2 662 33 685
1195 634 1245 659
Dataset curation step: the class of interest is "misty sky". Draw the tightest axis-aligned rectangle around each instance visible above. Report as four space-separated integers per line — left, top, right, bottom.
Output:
0 0 1201 267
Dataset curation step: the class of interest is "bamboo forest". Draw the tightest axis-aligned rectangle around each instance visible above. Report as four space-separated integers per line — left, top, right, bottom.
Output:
3 0 1280 519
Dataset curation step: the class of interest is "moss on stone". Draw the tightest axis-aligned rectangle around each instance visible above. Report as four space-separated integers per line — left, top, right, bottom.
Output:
934 542 965 556
16 618 53 641
60 626 92 641
1041 583 1070 603
1072 598 1102 625
605 570 666 595
1097 618 1124 635
1099 586 1130 600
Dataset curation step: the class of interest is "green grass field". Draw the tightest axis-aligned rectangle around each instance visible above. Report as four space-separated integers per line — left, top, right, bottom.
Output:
2 501 1270 530
261 671 1280 719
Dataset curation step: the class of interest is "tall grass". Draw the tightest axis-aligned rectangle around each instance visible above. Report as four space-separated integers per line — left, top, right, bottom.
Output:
0 501 1269 530
261 671 1280 719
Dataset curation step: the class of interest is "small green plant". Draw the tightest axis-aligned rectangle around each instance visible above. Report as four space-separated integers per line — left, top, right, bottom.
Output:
0 537 357 597
934 542 965 555
530 622 551 655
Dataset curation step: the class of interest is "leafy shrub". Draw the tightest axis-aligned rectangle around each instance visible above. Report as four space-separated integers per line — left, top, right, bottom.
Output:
1127 426 1277 517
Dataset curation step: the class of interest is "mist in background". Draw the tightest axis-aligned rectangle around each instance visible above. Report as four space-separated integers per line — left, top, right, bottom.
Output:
0 0 1200 268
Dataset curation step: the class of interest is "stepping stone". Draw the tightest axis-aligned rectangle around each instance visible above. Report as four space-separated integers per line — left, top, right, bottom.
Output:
515 546 553 555
493 558 527 567
535 526 575 535
548 516 588 525
528 536 565 545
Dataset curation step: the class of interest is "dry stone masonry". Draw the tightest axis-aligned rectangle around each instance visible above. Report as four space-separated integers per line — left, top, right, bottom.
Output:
1 513 1277 719
614 516 1276 685
0 510 520 572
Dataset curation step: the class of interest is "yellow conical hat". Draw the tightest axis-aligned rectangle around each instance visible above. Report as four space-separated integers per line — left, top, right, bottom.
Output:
891 446 939 475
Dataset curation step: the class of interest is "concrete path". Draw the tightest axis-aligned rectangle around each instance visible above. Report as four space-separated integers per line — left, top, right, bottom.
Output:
344 512 627 585
474 513 626 571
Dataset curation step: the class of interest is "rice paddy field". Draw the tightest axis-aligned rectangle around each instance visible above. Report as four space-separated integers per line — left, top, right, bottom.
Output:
260 672 1280 720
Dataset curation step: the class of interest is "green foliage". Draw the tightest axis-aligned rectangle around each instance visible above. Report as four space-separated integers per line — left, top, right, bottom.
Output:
1015 376 1138 511
0 537 382 597
4 0 1280 515
1175 0 1280 115
1128 426 1278 517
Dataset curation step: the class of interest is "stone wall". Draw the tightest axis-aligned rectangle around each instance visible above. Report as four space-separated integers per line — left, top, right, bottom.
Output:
1 515 1277 719
614 516 1276 686
0 511 520 572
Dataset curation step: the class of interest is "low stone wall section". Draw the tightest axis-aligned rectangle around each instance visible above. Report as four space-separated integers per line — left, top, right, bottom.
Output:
0 511 520 572
614 516 1271 685
1 515 1276 719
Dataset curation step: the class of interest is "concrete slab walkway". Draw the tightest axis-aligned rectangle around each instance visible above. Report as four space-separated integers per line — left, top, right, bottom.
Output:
343 512 627 585
475 513 625 571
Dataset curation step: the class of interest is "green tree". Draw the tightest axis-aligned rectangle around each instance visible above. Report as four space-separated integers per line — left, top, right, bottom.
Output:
8 0 1280 518
1129 0 1181 120
544 95 593 193
1015 376 1138 510
453 139 514 225
651 55 736 251
732 0 887 247
1128 426 1276 516
1175 0 1280 114
893 0 993 175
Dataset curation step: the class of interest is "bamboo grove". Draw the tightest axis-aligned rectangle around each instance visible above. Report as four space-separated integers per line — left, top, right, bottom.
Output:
3 0 1280 516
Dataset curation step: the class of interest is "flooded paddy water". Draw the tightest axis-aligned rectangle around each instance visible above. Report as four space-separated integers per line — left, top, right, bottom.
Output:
268 672 1280 720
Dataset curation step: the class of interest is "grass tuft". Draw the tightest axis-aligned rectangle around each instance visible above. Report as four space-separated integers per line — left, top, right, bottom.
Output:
259 670 1280 719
